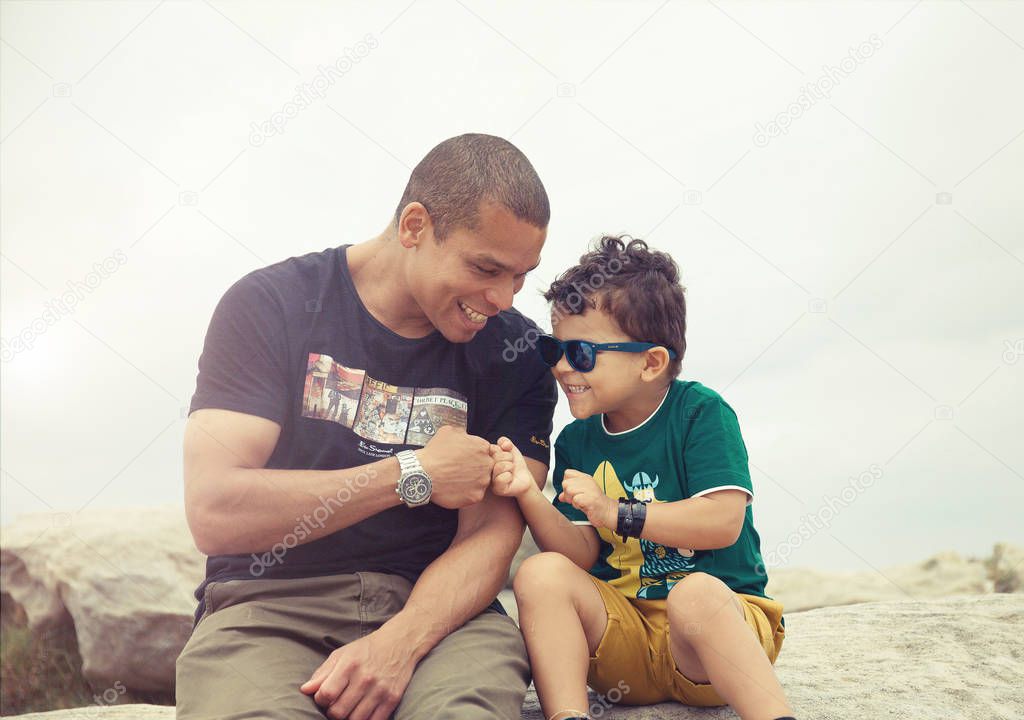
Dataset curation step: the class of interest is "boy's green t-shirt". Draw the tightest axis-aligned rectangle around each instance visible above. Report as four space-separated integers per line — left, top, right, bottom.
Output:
552 379 772 604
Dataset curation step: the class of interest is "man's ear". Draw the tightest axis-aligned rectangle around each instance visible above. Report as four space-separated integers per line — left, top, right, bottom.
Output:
640 347 672 382
398 202 431 248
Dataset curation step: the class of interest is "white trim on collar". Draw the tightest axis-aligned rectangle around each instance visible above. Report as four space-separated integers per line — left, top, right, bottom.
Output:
601 385 672 436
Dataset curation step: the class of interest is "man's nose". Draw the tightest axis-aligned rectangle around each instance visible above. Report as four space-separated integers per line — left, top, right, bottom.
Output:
484 281 515 312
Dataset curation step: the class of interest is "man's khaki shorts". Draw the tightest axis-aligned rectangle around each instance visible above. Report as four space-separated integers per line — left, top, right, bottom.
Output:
175 571 530 720
585 575 786 707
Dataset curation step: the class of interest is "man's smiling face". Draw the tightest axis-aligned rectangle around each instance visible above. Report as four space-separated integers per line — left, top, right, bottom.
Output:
407 200 545 343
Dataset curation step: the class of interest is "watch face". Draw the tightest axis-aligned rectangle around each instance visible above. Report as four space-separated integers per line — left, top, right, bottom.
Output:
400 473 431 505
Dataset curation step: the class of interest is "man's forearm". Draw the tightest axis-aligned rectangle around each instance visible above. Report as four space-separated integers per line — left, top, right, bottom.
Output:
196 457 401 555
381 496 524 661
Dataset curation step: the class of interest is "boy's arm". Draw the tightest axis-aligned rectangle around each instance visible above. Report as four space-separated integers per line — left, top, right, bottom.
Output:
640 489 748 548
583 487 748 550
516 479 601 570
491 437 600 570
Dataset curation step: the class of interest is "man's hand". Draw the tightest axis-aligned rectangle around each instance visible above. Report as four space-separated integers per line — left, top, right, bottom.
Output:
300 625 415 720
559 469 617 529
417 425 493 509
489 436 537 497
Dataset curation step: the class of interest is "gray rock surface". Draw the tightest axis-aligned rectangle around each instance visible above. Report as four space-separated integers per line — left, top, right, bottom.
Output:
6 594 1022 719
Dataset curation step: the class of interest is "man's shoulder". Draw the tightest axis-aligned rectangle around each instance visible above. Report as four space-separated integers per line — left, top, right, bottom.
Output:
241 246 340 290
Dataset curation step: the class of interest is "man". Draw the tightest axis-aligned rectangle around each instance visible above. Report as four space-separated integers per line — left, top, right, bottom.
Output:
176 134 556 720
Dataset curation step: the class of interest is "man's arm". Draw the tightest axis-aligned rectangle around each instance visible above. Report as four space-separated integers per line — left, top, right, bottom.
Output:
184 410 492 556
301 457 548 720
385 456 548 653
184 408 403 556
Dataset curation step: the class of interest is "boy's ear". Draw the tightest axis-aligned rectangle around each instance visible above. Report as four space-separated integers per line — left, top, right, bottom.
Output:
640 347 672 382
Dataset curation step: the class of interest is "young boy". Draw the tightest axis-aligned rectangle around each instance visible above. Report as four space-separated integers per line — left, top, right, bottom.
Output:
491 236 796 720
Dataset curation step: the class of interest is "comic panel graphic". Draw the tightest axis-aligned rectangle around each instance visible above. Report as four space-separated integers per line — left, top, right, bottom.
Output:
301 353 366 428
405 387 469 446
351 375 415 445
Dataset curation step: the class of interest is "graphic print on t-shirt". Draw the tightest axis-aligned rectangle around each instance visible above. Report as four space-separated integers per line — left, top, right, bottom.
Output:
302 353 365 428
351 376 415 445
593 460 697 599
300 352 468 447
406 388 469 446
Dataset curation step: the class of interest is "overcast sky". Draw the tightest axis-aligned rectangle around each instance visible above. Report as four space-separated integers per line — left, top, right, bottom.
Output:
2 0 1022 577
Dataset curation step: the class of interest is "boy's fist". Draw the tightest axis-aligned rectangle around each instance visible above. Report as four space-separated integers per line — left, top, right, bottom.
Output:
559 470 617 529
490 437 536 497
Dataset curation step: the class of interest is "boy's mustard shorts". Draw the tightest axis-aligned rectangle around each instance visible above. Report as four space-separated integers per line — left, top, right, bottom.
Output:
585 575 786 707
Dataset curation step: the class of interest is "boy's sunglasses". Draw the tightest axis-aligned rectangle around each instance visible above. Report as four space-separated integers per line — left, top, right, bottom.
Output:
536 334 677 373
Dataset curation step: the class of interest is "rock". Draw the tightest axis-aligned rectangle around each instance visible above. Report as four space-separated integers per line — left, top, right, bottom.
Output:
518 593 1024 718
7 594 1022 719
2 707 173 719
765 548 1002 612
0 507 205 693
986 542 1024 593
3 502 1019 712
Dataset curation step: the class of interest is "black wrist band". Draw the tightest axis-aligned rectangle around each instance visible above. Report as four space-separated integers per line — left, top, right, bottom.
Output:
630 499 647 538
617 497 632 541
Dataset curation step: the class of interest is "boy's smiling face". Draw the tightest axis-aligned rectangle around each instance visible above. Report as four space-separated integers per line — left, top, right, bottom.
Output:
550 306 651 421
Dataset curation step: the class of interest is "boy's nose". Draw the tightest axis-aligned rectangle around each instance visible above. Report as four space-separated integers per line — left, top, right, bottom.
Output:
554 353 574 375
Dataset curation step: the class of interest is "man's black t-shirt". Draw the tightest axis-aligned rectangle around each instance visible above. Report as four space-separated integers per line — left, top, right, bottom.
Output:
188 244 557 627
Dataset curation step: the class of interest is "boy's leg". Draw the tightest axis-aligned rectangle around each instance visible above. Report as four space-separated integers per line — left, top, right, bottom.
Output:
513 552 609 720
665 572 793 720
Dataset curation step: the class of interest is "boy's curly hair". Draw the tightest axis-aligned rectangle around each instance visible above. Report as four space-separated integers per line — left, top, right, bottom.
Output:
544 235 686 378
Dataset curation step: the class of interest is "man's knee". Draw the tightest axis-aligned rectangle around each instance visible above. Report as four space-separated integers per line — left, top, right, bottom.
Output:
512 551 576 599
396 612 528 720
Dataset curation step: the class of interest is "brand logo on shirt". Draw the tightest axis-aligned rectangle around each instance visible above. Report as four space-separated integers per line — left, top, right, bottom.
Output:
530 435 549 449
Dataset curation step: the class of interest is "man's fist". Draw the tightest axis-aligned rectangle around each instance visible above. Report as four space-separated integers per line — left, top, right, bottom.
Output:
417 425 492 509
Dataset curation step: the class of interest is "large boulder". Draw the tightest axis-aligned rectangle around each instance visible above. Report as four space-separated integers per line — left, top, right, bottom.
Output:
1 507 204 693
3 503 1020 708
6 594 1022 719
765 548 996 612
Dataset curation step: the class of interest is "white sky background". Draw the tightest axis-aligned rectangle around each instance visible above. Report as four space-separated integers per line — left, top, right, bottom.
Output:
1 0 1022 577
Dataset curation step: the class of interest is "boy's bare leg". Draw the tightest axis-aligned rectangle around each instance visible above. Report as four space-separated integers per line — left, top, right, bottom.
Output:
513 552 609 720
666 572 794 720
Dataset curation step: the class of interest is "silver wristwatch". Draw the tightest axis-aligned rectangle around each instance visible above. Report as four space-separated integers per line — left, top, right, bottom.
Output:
395 450 432 507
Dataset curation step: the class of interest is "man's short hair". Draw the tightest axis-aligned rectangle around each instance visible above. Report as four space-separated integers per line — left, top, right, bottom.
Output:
544 235 687 378
394 134 550 240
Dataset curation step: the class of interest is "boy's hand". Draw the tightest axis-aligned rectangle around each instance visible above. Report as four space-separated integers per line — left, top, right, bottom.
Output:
490 437 537 497
560 470 617 529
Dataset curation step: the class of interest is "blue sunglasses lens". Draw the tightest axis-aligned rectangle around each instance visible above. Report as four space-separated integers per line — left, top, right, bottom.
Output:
567 341 597 372
537 335 563 366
